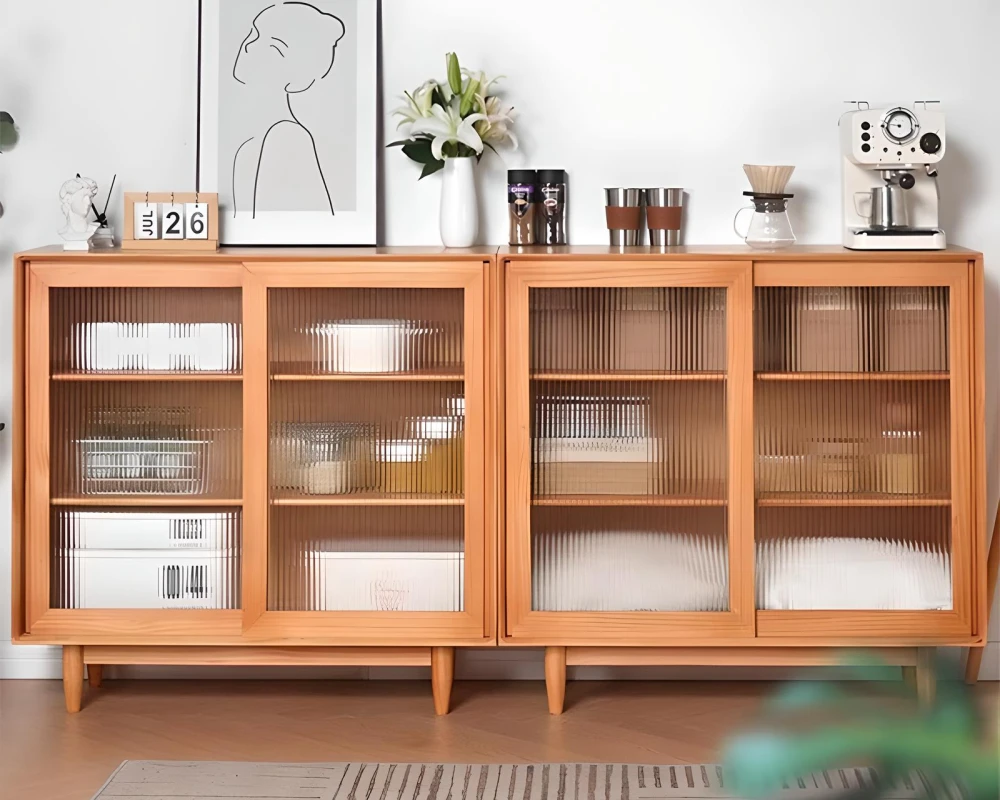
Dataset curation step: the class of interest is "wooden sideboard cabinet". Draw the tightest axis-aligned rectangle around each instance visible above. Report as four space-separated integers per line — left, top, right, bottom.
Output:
12 247 499 714
499 246 987 714
12 245 987 716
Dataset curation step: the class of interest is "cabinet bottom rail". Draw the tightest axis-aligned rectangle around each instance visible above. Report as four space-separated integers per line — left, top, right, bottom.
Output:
63 645 455 715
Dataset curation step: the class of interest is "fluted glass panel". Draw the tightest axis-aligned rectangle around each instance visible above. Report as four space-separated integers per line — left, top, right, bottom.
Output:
52 507 241 609
270 288 463 376
51 382 242 499
267 287 467 612
754 287 948 373
531 287 725 374
269 506 464 611
528 286 729 612
51 288 242 374
531 507 728 611
270 382 464 499
754 285 952 611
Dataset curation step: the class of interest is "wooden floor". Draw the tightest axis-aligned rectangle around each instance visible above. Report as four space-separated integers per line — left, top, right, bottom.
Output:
1 680 996 800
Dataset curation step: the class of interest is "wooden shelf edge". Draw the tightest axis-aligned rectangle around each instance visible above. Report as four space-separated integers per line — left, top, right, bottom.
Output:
83 645 433 667
757 494 951 507
51 497 244 507
271 495 464 507
532 372 726 382
533 495 726 507
565 646 919 667
51 372 243 382
756 372 949 382
270 372 464 382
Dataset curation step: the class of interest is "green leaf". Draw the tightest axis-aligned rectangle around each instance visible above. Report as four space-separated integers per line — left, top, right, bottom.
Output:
402 139 435 165
447 52 462 96
459 79 480 117
420 159 446 179
386 139 411 148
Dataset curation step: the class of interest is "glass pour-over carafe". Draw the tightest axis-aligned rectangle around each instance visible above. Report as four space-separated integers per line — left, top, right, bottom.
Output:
734 192 796 249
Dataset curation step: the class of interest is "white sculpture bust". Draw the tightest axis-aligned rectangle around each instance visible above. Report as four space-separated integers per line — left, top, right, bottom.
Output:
58 176 99 250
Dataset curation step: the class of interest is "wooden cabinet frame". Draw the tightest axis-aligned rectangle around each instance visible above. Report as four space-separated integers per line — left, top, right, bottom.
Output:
12 249 497 714
503 259 756 644
11 246 986 716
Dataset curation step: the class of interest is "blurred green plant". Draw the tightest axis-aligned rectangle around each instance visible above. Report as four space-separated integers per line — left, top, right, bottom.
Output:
723 652 999 800
0 111 18 153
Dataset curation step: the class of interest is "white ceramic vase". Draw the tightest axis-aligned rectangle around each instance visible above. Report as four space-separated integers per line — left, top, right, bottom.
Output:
439 157 478 248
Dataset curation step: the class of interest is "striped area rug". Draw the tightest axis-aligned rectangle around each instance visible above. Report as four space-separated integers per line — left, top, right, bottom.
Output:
93 762 930 800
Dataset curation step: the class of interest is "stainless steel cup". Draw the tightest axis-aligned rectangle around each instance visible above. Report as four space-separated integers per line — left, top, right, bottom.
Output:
870 184 910 229
645 188 684 247
605 188 645 246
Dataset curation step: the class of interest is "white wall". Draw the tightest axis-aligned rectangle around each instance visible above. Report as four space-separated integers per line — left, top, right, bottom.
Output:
1 0 997 680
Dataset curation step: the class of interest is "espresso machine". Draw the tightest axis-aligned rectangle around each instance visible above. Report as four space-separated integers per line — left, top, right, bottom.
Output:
840 103 946 250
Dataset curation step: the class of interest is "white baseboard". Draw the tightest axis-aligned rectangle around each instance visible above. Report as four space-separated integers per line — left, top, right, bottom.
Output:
3 644 996 681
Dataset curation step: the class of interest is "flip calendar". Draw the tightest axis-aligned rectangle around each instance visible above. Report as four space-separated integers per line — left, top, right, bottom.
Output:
123 192 219 251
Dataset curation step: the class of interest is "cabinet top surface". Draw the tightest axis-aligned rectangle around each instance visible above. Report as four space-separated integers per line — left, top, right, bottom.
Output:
15 244 980 262
500 245 981 261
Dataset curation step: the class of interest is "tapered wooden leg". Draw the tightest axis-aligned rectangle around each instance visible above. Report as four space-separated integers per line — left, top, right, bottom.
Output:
916 648 935 708
901 665 917 688
967 505 999 684
62 646 84 713
545 646 567 715
431 647 455 716
87 664 103 689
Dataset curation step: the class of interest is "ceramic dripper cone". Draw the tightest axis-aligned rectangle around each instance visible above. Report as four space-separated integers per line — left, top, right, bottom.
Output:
743 165 795 194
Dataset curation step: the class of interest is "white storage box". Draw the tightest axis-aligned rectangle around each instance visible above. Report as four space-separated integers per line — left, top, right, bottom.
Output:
308 320 439 373
63 510 236 550
80 322 238 372
59 548 236 609
311 551 464 611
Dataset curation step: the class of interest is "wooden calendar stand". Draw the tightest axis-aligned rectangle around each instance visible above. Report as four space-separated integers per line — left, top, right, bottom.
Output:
122 192 219 251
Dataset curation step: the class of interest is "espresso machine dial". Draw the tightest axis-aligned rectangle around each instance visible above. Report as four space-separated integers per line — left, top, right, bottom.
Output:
881 107 920 144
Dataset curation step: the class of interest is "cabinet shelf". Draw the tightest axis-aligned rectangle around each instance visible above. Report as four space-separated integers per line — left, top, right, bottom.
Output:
270 370 464 383
51 372 243 382
50 496 244 507
756 372 949 382
533 494 726 507
532 371 726 382
271 493 464 507
756 493 950 508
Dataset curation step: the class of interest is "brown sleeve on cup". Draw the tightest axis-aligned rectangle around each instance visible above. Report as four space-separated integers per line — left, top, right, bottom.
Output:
647 206 682 231
606 206 643 230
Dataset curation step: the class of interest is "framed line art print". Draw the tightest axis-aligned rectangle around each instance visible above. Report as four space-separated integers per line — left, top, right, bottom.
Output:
198 0 377 245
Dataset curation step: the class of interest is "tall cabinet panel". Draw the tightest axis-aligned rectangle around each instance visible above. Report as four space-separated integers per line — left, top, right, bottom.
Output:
753 263 975 638
25 265 246 640
242 260 490 644
504 260 755 643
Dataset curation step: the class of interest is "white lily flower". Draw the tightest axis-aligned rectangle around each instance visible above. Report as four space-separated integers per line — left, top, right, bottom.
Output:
462 68 504 99
409 104 487 160
391 81 438 129
474 95 519 149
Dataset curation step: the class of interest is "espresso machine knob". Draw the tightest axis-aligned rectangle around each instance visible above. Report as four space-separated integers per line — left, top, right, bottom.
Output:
898 172 916 190
920 132 942 154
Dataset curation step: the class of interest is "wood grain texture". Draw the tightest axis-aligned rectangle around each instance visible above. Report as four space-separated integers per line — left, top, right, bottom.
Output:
431 646 456 715
566 647 919 667
19 680 990 800
544 646 567 715
83 646 432 666
971 257 987 640
25 268 51 630
242 272 268 631
500 245 980 261
11 257 27 640
62 645 83 713
966 502 1000 682
87 664 103 689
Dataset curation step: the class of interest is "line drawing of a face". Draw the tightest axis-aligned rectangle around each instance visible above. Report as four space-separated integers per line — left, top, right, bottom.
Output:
230 2 346 218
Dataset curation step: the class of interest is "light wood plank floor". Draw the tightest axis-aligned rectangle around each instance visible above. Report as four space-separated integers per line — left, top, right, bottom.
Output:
1 680 996 800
